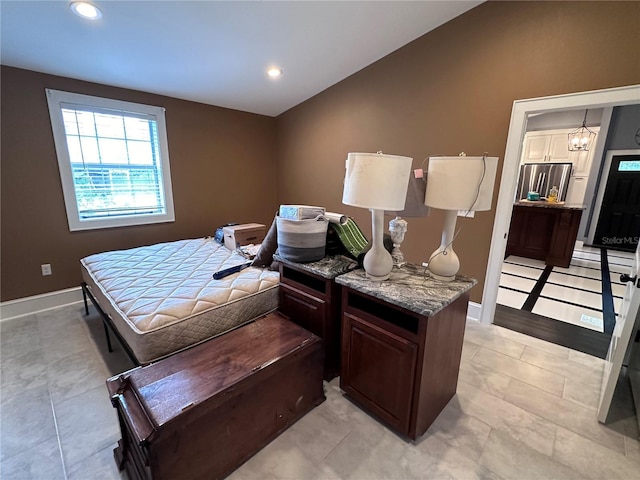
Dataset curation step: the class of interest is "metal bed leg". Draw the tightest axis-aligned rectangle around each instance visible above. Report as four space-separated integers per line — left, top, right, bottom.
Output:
103 320 113 353
82 284 89 315
81 281 139 366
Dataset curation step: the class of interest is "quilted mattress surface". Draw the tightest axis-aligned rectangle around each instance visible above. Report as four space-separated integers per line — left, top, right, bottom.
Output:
81 238 279 363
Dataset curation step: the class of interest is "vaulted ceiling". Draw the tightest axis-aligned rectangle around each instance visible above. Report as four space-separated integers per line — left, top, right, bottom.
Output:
1 1 482 116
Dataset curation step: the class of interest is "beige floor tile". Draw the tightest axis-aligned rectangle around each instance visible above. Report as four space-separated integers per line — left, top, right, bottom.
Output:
476 334 526 359
491 325 571 359
66 444 130 480
568 349 606 371
282 400 352 464
520 346 602 389
455 380 557 456
410 434 502 480
464 325 495 346
1 347 48 399
231 433 340 480
0 436 66 480
479 429 582 480
503 379 626 455
0 315 43 360
562 377 600 410
40 321 94 364
0 384 57 462
422 402 491 462
458 359 512 399
625 436 640 465
56 384 120 468
46 347 111 405
473 347 565 396
318 414 394 479
461 339 481 361
553 426 640 480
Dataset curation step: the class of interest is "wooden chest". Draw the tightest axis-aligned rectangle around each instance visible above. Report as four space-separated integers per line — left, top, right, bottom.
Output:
106 313 325 480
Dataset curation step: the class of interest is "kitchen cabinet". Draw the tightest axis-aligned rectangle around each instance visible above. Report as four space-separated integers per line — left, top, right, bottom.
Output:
521 128 599 169
522 130 571 164
571 147 598 177
506 203 585 267
566 176 589 204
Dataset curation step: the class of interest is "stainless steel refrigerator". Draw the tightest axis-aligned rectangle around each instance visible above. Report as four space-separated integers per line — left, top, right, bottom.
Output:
515 163 573 201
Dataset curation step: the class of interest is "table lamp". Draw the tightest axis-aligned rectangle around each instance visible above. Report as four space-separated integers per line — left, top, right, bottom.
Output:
385 170 430 267
424 154 498 281
342 152 412 281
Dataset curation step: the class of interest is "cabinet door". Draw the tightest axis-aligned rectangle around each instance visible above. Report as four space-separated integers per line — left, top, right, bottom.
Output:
571 147 598 177
522 134 550 163
341 313 417 435
566 176 588 204
547 134 572 163
279 284 326 339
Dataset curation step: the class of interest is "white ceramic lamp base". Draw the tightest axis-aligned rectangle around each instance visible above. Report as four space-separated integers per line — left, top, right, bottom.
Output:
364 209 393 281
427 210 459 282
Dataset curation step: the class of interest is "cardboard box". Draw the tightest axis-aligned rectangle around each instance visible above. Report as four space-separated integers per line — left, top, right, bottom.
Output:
223 223 266 250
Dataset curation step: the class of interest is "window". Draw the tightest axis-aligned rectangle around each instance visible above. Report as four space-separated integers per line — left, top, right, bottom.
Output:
46 89 175 231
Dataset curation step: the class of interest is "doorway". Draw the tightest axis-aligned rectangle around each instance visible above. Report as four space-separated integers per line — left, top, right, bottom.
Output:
480 85 640 329
592 152 640 252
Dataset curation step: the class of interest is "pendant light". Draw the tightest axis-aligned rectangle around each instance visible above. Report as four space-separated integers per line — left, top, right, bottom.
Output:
568 110 596 151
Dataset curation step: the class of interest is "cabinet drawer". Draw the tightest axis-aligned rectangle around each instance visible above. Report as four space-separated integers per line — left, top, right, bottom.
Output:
279 283 326 338
342 313 417 434
344 289 420 339
280 265 327 297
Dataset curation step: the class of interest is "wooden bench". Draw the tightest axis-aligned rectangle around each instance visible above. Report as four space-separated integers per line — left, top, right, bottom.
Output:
106 313 325 480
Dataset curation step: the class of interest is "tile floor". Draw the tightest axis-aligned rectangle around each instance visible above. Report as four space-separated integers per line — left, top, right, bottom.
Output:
498 244 633 332
1 304 639 479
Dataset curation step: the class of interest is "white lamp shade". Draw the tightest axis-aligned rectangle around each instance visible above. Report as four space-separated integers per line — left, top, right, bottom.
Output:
385 172 430 217
424 156 498 211
342 152 413 211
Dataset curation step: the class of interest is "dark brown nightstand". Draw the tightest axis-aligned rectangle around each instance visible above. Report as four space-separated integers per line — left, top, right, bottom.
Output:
336 264 476 440
275 254 358 380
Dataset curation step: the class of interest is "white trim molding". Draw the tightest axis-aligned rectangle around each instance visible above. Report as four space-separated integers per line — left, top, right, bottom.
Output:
467 301 481 323
0 287 84 322
481 84 640 326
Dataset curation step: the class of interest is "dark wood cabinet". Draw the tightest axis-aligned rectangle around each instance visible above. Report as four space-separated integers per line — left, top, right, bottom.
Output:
277 256 357 380
107 314 324 480
342 312 417 433
337 265 475 441
506 204 584 267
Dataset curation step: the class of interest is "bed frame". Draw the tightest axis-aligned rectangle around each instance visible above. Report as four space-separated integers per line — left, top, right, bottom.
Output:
81 281 141 366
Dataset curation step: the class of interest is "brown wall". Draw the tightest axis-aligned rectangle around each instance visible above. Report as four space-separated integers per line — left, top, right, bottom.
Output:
275 1 640 303
1 67 278 301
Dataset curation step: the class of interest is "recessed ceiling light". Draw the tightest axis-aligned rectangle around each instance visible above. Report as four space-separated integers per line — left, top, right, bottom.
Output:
267 67 283 78
70 1 102 20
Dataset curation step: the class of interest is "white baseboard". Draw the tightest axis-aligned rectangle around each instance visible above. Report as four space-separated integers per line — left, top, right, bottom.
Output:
0 287 84 322
467 301 481 323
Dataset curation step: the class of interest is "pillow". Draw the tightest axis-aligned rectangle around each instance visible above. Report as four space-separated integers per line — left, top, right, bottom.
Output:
251 216 278 268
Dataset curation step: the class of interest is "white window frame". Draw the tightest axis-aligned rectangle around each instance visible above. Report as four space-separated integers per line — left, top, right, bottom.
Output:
46 89 175 231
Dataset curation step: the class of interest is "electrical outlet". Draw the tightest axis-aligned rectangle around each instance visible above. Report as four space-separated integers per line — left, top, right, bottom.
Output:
41 264 52 276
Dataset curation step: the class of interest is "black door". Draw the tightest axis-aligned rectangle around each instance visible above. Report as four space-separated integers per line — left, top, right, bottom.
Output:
593 154 640 251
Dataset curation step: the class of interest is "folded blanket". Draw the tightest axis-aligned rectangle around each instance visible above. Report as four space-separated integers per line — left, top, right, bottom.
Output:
331 218 369 258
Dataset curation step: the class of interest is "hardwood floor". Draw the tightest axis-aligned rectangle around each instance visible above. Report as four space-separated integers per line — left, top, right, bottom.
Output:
493 304 611 359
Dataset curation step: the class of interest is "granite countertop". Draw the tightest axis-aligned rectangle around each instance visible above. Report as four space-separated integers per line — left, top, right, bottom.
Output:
335 263 476 317
274 254 359 279
514 200 586 210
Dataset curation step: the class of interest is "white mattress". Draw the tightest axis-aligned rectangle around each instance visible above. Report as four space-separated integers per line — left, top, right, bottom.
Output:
81 238 279 364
